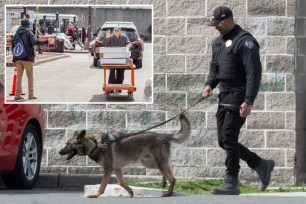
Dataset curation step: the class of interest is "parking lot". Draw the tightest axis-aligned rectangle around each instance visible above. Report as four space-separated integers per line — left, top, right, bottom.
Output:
5 42 152 103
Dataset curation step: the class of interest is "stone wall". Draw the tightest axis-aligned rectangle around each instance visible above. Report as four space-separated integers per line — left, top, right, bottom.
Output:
0 0 300 186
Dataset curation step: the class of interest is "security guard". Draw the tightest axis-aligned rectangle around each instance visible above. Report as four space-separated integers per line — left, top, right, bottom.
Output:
202 6 275 195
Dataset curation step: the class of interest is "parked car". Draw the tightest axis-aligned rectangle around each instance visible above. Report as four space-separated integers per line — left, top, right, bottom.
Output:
92 21 144 68
0 81 45 189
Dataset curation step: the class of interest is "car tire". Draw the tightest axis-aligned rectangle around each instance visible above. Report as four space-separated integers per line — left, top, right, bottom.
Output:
2 124 42 189
134 59 142 69
93 57 98 67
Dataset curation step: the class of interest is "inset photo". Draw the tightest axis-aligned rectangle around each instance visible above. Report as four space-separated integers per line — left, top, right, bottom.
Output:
5 5 153 104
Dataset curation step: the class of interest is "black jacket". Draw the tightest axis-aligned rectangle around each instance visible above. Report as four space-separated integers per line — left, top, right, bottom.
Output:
12 25 48 62
205 25 262 105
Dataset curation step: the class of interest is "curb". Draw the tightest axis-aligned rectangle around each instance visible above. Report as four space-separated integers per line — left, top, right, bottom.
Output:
35 173 117 189
6 54 70 67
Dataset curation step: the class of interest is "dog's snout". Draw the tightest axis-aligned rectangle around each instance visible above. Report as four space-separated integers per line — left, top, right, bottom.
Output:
58 149 64 155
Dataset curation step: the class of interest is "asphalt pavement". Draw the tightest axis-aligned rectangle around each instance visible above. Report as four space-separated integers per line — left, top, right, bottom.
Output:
5 42 152 103
0 188 305 204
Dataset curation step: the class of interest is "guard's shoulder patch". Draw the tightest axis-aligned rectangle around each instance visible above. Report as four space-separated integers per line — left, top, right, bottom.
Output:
244 39 254 49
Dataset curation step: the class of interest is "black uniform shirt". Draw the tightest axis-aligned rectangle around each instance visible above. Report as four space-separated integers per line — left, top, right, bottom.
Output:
205 25 262 105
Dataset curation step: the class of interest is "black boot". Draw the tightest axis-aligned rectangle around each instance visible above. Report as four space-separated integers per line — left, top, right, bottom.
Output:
211 175 240 195
254 159 275 191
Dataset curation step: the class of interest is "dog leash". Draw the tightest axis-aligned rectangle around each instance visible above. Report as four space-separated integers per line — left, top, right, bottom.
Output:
105 97 205 145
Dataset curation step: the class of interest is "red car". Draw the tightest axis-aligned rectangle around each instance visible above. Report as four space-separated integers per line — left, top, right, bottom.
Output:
0 81 45 189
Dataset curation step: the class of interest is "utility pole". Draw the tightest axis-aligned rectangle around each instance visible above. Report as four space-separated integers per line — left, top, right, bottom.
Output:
85 6 91 50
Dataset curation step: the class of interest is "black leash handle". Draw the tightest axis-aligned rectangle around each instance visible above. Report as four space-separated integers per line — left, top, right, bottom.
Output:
107 97 205 144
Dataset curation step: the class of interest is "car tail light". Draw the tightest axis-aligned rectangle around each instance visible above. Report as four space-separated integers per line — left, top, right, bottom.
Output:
132 41 141 47
96 40 102 45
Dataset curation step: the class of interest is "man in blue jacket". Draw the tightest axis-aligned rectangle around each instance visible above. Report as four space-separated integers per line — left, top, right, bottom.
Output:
12 19 48 100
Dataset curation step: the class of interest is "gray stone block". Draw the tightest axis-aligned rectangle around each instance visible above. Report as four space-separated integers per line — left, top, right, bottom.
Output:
286 73 295 92
166 111 206 130
167 37 206 54
128 0 166 17
296 0 306 17
68 104 106 111
296 93 306 111
126 111 166 130
168 0 205 16
252 93 265 111
167 74 206 92
153 92 186 111
154 55 185 73
187 18 218 36
43 104 67 111
247 17 266 36
286 149 295 167
68 167 103 174
296 56 305 73
266 93 295 111
239 168 262 186
186 55 211 74
207 148 226 167
247 112 285 129
153 74 166 92
153 18 185 36
286 111 296 130
270 168 295 186
207 0 247 17
260 73 285 92
248 0 286 16
206 112 217 130
123 167 146 175
44 129 66 148
254 149 286 167
186 129 219 148
267 17 294 36
10 0 48 3
48 111 86 129
266 55 295 73
239 131 265 148
87 111 126 129
287 0 296 17
41 149 47 168
259 37 286 55
153 37 166 54
40 167 67 174
48 147 86 166
172 148 206 167
266 131 295 148
94 0 127 3
106 104 147 111
287 37 295 54
187 93 218 112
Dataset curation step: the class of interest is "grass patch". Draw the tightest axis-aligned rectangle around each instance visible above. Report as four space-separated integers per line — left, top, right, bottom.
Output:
127 179 306 195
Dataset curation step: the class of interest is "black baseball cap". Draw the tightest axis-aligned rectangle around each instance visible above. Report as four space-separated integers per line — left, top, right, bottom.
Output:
208 6 233 26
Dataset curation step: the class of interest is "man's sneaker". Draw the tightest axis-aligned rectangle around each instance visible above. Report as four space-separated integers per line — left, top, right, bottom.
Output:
254 159 275 191
211 175 240 195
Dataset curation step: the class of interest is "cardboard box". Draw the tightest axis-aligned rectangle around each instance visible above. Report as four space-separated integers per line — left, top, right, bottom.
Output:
99 58 133 65
98 52 131 59
98 47 129 53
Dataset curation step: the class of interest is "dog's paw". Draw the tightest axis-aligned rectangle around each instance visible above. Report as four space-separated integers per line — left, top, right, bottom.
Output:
128 190 134 198
87 192 101 198
162 192 173 197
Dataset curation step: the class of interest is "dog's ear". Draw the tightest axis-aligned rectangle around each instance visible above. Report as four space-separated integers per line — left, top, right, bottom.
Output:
77 130 86 141
73 131 78 137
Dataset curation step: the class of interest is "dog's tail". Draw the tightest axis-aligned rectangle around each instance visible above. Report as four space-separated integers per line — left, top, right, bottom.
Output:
170 113 191 144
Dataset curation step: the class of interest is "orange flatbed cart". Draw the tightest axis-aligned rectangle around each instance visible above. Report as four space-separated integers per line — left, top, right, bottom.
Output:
101 64 137 100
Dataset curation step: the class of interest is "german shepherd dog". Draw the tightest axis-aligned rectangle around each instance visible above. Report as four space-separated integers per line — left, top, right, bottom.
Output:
59 113 190 198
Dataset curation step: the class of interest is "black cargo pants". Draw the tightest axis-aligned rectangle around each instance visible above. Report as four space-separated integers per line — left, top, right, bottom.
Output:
216 88 262 178
108 68 125 84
